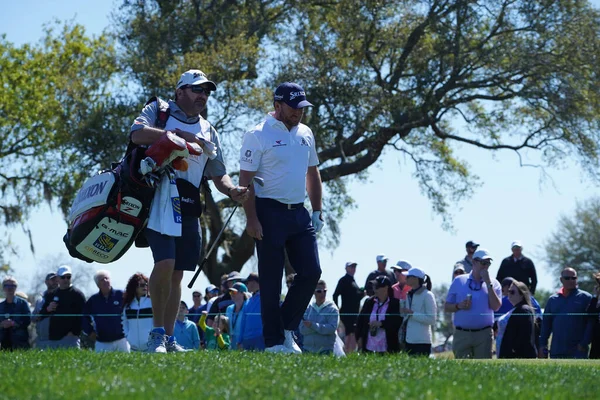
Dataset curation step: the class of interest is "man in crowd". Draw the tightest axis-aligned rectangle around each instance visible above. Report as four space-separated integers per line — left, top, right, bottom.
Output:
33 272 59 349
539 267 592 359
188 290 203 325
454 240 479 276
40 265 86 349
300 280 339 354
496 240 538 295
174 301 200 350
391 260 412 300
0 276 31 350
239 272 265 350
452 263 466 281
364 254 396 296
445 249 502 359
333 261 364 353
240 82 323 354
130 69 248 352
83 270 129 353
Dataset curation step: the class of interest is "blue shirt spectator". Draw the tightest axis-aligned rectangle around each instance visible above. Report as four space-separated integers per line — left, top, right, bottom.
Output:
0 277 31 350
174 302 200 350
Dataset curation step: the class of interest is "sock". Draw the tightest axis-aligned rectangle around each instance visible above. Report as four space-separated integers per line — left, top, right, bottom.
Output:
152 327 166 335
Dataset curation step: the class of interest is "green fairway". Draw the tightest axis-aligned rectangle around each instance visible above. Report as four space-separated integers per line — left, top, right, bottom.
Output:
0 351 598 399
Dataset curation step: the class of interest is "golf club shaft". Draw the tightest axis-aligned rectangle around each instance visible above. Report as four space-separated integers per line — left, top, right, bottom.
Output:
187 204 239 288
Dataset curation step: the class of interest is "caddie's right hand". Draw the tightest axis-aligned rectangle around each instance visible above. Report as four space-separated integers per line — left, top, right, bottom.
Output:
47 302 58 312
246 217 263 240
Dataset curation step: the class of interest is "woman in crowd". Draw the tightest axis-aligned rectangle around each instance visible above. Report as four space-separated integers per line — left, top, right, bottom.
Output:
496 280 537 358
587 272 600 359
122 273 153 352
226 282 251 349
300 280 340 354
402 267 436 357
356 276 401 354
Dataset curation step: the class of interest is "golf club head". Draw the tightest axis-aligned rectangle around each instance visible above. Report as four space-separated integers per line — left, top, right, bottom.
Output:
252 176 265 187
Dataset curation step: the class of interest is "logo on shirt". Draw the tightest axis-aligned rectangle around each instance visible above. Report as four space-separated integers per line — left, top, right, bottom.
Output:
93 233 118 253
273 140 287 147
300 138 308 146
172 197 182 223
242 149 253 164
245 150 252 157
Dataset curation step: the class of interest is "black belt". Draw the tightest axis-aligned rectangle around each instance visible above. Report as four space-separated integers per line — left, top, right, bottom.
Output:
455 326 492 332
257 197 303 210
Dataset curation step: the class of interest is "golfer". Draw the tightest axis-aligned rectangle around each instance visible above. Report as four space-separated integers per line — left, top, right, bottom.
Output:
239 82 324 354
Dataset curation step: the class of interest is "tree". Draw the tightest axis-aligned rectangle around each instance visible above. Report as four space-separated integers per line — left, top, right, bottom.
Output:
432 284 454 349
0 24 132 265
544 197 600 293
111 0 600 284
533 288 553 309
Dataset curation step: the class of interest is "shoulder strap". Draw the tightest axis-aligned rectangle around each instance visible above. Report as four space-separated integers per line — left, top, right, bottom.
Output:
125 97 171 157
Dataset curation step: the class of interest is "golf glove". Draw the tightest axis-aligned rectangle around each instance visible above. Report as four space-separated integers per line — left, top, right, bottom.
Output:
312 211 324 233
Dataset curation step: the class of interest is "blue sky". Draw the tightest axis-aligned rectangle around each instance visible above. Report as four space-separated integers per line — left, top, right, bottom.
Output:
2 1 600 302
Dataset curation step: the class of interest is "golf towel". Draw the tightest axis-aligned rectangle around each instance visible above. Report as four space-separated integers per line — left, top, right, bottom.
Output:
147 174 182 236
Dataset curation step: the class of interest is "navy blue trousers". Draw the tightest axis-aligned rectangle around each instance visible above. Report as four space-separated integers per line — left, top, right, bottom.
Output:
255 197 322 347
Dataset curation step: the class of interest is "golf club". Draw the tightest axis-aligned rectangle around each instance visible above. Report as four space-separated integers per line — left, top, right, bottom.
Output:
187 176 264 288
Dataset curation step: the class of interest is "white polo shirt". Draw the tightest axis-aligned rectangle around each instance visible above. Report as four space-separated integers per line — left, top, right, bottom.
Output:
239 112 319 204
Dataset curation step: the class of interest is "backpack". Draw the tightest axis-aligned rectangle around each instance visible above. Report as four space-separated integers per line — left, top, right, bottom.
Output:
62 98 170 263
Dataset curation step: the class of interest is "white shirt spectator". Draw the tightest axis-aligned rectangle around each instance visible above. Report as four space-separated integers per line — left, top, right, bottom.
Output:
239 113 319 204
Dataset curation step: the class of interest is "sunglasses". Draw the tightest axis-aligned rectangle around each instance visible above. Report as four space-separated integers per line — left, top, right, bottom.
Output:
562 276 577 281
185 85 212 96
138 283 148 288
60 275 72 280
477 260 492 266
193 294 201 298
3 284 16 289
314 289 327 294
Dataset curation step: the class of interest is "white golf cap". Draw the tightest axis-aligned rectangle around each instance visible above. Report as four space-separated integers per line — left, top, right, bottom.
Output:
345 261 358 268
473 248 493 260
406 267 426 279
376 254 389 262
511 240 523 248
391 260 412 271
176 69 217 91
57 265 72 277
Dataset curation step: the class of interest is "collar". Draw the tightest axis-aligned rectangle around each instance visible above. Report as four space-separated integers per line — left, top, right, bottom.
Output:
513 256 524 262
558 287 578 297
408 285 425 296
98 287 114 298
265 112 292 131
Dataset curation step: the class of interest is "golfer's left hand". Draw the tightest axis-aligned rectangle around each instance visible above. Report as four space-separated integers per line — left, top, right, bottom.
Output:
230 186 249 204
312 211 324 232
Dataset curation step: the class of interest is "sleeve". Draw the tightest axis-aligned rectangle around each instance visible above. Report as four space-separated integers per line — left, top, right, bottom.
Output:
238 309 247 345
581 294 594 346
529 259 538 295
16 300 31 329
446 279 458 304
355 299 372 339
539 297 554 348
204 126 227 177
38 292 52 316
308 130 319 167
191 323 200 350
299 307 312 335
381 300 402 332
121 307 129 336
493 280 502 298
218 333 231 350
73 290 86 334
82 298 94 335
495 259 507 282
314 307 339 335
131 101 158 133
333 280 343 308
239 131 263 172
198 313 208 332
410 292 437 326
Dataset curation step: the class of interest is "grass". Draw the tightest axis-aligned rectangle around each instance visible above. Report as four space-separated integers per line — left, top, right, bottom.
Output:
0 350 598 399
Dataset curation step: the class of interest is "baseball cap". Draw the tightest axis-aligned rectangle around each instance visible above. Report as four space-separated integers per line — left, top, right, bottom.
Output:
501 277 515 288
406 267 426 280
45 272 57 280
375 254 389 263
511 240 523 249
465 240 480 248
226 271 242 282
473 248 493 260
245 272 259 283
453 263 466 273
273 82 313 109
180 300 189 308
391 260 412 271
205 284 218 294
176 69 217 91
345 261 358 268
372 275 392 289
229 282 248 293
56 265 72 277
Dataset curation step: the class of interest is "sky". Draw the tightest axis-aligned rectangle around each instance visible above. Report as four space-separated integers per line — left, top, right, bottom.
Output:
2 0 600 303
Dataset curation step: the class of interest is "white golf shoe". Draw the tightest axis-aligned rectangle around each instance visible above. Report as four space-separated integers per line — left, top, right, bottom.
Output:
265 344 294 354
284 330 302 354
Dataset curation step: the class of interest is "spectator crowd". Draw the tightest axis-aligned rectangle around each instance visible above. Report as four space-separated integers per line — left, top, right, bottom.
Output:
1 239 600 359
